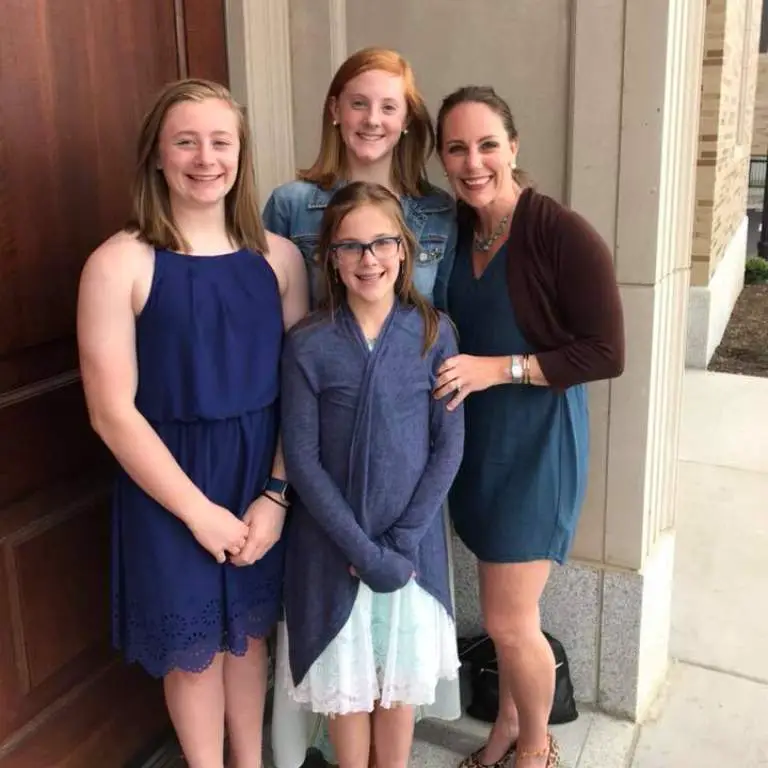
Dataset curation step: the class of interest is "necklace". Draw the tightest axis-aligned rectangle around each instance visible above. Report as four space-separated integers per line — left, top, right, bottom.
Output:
473 209 513 253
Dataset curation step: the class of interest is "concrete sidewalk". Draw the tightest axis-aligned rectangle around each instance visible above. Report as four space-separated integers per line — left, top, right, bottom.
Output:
413 370 768 767
631 370 768 767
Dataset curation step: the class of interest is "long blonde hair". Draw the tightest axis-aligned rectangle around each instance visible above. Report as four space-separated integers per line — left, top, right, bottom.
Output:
127 78 268 254
299 48 435 197
318 182 440 355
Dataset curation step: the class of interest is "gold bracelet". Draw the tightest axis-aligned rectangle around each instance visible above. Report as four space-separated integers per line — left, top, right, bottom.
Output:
523 354 531 385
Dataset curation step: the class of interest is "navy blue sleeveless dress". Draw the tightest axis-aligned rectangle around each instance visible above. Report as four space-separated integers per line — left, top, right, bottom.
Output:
111 248 285 678
447 242 589 564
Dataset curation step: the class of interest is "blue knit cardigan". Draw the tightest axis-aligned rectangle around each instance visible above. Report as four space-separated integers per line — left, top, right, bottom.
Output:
280 303 465 686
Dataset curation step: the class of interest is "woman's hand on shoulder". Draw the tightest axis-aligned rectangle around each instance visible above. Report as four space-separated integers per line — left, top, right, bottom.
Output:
77 232 153 431
265 232 309 331
433 354 506 411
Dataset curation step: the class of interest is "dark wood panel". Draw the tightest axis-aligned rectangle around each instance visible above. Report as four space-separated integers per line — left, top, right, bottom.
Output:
0 480 113 746
14 500 110 689
0 662 166 768
0 0 229 763
0 382 110 510
0 0 179 357
183 0 229 84
0 339 78 395
0 547 17 723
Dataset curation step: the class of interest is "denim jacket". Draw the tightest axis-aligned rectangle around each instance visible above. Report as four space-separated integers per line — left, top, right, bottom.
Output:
262 180 457 309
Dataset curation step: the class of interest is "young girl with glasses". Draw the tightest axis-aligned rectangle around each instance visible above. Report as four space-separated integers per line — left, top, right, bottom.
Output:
276 181 463 768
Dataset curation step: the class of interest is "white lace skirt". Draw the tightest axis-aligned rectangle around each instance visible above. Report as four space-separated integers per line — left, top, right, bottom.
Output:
278 577 459 714
271 509 462 768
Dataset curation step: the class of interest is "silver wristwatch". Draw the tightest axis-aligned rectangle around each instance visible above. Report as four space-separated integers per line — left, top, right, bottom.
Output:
509 355 524 383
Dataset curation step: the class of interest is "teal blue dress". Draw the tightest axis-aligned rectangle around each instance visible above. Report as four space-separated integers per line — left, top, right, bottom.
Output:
447 242 589 564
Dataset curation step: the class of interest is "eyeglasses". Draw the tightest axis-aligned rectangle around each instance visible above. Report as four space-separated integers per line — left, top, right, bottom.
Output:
330 235 402 265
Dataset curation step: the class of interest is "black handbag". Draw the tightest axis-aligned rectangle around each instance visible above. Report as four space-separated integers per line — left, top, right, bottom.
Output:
458 633 579 725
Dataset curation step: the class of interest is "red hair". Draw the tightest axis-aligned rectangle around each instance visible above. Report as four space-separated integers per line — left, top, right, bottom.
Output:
298 47 435 196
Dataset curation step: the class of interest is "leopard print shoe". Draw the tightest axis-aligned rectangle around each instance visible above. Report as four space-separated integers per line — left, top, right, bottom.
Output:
457 741 517 768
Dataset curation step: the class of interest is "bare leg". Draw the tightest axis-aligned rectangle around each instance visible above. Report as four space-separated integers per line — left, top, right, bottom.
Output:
224 636 269 768
480 561 554 766
164 654 226 768
328 712 372 768
372 703 414 768
478 672 520 764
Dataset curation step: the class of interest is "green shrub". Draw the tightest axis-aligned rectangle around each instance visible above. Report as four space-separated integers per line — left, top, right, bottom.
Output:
745 256 768 285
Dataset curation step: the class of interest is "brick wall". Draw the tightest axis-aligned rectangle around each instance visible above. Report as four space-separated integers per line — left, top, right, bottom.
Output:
750 53 768 154
693 0 762 287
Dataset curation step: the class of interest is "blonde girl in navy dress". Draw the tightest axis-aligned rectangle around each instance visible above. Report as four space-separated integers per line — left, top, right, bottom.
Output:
77 79 308 768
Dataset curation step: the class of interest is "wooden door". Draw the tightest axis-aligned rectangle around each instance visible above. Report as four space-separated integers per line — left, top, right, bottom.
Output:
0 2 228 765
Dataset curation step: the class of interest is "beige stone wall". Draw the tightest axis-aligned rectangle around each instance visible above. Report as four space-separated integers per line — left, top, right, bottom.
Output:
288 0 571 201
693 0 762 287
229 0 705 721
751 54 768 154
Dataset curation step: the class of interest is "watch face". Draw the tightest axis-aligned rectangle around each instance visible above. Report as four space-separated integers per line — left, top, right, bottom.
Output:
511 361 523 379
266 478 289 498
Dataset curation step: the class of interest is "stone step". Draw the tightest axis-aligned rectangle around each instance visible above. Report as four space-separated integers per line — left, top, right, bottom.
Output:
412 709 638 768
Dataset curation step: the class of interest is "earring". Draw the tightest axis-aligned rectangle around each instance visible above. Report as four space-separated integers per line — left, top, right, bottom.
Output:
402 128 408 135
510 158 517 171
333 119 339 126
443 170 448 177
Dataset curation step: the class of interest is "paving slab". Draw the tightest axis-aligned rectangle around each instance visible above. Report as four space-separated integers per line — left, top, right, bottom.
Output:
679 371 768 473
631 663 768 768
673 461 768 682
415 708 636 768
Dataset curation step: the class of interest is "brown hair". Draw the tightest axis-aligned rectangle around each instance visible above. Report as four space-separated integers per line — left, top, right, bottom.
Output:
299 48 435 197
318 182 440 355
127 78 267 254
436 85 533 189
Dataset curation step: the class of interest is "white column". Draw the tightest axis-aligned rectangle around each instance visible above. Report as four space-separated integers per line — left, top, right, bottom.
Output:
453 0 705 721
225 0 296 203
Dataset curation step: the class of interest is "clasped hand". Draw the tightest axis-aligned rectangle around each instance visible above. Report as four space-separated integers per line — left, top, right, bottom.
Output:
188 495 286 566
230 494 287 566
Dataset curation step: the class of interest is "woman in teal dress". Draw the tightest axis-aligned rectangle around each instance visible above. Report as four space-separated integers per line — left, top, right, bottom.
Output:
433 87 624 768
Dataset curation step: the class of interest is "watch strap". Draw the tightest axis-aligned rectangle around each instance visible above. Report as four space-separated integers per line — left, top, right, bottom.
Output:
263 477 290 501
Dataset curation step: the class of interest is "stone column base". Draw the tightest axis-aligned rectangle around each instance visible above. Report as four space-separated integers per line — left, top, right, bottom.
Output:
452 531 675 721
686 216 748 369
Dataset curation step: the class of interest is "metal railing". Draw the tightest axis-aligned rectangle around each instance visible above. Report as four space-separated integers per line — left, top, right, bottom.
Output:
749 155 767 190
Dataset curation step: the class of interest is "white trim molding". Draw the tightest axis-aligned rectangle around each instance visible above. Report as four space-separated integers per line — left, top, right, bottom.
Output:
226 0 296 203
329 0 348 72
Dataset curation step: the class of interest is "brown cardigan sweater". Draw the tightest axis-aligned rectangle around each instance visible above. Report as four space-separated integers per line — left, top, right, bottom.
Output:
457 187 625 390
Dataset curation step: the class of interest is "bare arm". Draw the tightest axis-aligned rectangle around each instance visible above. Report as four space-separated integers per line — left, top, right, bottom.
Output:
232 233 310 565
265 231 309 483
267 231 310 332
77 234 248 561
